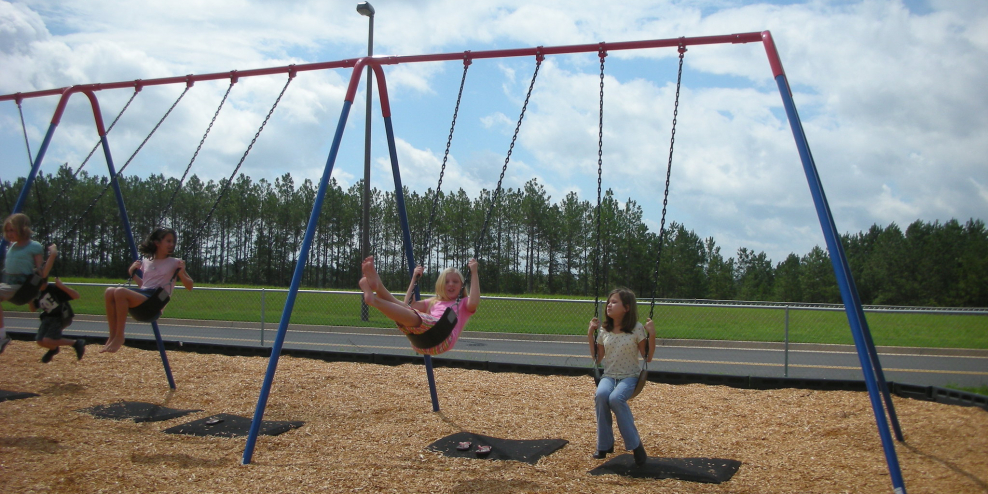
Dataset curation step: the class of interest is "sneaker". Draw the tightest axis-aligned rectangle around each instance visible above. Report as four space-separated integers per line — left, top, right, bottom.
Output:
633 442 648 467
0 336 10 354
73 339 86 360
41 347 60 363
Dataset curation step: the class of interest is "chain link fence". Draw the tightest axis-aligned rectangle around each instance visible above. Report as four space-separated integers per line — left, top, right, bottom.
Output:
20 283 984 352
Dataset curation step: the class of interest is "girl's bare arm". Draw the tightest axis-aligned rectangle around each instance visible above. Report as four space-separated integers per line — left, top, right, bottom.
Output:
177 259 194 291
403 265 424 305
128 261 144 287
54 278 81 300
587 317 604 362
465 258 480 312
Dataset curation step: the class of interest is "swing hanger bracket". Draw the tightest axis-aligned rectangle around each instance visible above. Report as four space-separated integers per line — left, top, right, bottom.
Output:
184 75 194 88
598 42 607 60
535 46 545 63
287 64 297 79
133 79 144 92
462 51 472 67
14 93 23 105
229 70 239 84
678 37 688 55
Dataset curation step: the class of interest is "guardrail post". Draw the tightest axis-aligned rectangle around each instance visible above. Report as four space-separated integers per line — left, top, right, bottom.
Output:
784 304 790 377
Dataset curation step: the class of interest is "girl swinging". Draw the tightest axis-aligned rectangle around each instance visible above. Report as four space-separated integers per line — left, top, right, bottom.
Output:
102 227 193 353
358 256 479 355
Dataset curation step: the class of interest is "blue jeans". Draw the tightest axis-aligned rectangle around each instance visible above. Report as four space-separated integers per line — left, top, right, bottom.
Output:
595 376 641 451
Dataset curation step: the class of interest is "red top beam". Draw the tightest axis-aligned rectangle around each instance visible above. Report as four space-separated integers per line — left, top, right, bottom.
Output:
380 32 762 65
0 32 765 103
0 60 358 102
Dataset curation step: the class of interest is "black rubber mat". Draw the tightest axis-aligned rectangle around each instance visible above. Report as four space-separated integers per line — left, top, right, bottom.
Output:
0 389 39 402
590 454 741 483
426 431 567 465
162 413 303 438
77 401 202 423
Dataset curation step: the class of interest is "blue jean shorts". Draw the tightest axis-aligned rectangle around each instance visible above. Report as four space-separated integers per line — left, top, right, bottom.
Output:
36 316 72 341
129 287 158 298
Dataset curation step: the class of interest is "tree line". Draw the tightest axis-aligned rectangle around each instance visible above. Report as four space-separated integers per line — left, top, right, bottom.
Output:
2 165 985 307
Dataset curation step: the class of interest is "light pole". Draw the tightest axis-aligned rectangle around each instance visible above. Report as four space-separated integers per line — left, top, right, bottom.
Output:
357 1 374 321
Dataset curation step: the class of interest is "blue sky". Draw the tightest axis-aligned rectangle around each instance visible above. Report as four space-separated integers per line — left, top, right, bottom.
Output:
1 0 985 264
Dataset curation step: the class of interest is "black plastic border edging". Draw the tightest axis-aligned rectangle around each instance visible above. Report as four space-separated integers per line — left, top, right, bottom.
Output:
6 331 987 412
931 385 988 409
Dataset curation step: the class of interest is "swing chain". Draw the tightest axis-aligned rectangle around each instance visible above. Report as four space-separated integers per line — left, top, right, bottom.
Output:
592 45 607 373
593 46 606 318
474 53 542 260
648 41 686 319
188 73 293 255
421 56 471 266
58 86 190 246
17 100 34 164
120 85 191 177
157 80 236 227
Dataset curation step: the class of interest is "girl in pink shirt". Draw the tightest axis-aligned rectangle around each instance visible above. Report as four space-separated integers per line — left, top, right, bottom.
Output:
358 256 480 355
102 227 193 353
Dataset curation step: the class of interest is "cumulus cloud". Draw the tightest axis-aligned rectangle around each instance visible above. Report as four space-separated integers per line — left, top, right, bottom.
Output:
1 0 986 264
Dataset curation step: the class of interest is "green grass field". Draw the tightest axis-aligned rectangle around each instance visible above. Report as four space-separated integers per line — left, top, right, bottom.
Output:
5 280 986 350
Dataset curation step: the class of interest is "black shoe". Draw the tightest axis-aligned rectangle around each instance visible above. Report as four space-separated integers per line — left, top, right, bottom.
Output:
41 347 60 363
73 339 86 360
633 442 647 467
0 335 11 354
591 446 613 459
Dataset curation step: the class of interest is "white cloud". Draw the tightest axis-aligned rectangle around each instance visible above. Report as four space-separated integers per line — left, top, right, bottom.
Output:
1 0 986 265
479 111 512 131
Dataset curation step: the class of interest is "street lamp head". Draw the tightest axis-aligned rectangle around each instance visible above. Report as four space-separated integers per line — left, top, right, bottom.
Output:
356 1 375 17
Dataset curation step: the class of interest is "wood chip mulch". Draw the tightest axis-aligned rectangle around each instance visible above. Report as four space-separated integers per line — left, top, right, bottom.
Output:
1 342 986 493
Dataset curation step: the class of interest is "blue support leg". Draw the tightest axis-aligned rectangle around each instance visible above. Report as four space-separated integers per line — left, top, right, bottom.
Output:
383 115 441 412
775 74 907 493
242 100 353 465
424 354 440 412
859 314 904 441
149 321 176 389
101 134 175 389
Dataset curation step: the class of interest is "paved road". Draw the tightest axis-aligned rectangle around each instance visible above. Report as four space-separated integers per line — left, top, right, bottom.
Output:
5 314 987 388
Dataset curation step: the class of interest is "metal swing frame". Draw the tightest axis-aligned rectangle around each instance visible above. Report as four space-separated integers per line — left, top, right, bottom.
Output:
1 32 909 493
237 33 908 491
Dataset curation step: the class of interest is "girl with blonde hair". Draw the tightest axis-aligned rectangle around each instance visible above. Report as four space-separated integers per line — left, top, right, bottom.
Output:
358 256 480 355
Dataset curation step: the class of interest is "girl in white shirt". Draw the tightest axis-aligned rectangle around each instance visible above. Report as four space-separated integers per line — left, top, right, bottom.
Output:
587 287 655 466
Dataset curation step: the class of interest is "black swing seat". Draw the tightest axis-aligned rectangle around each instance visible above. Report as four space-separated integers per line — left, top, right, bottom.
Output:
629 334 654 400
406 305 457 350
629 368 648 399
128 287 170 322
8 272 44 305
127 267 181 322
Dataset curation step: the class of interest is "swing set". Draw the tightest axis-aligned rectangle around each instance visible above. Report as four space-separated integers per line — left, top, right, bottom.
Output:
0 31 910 493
